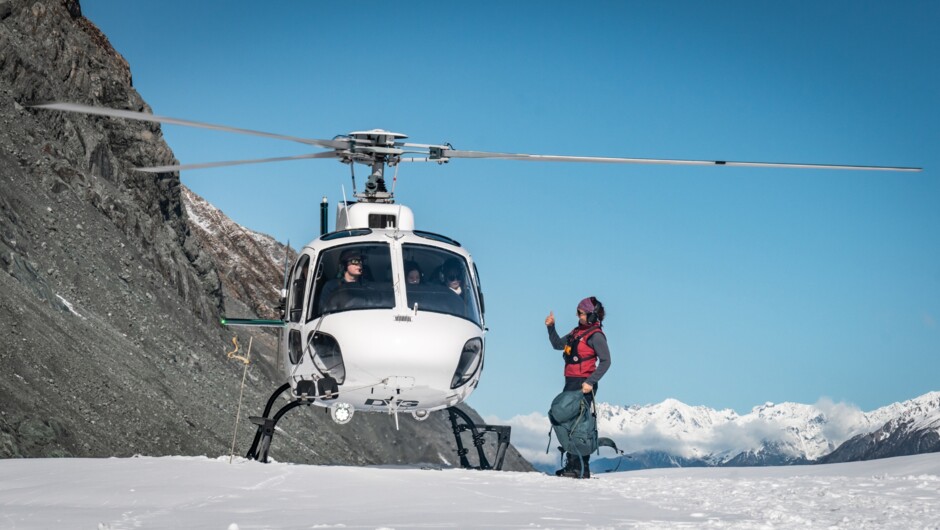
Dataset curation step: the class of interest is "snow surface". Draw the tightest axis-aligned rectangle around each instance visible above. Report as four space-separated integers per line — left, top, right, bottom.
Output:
1 454 938 529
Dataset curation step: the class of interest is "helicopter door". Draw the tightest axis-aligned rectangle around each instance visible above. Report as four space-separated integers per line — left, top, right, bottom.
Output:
286 254 311 364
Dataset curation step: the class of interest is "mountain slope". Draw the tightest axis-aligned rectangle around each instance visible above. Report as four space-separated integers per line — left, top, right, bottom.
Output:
1 0 229 459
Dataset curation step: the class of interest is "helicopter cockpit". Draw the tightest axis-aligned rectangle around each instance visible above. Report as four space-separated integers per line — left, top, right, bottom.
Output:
309 243 396 318
298 242 483 327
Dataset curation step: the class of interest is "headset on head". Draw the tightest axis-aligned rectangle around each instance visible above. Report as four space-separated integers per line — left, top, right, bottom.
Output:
440 259 462 284
586 297 603 325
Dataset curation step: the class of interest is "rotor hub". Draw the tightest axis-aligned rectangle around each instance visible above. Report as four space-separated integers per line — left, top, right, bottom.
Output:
338 130 409 203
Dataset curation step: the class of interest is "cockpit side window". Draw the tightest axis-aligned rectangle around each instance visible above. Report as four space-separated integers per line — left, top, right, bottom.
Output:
288 254 310 323
402 244 482 327
307 243 394 321
473 262 485 316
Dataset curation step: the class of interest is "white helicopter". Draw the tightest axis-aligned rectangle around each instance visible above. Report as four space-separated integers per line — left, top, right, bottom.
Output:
35 102 921 469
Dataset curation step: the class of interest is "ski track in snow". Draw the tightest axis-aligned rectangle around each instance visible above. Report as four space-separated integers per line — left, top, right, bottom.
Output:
0 454 938 529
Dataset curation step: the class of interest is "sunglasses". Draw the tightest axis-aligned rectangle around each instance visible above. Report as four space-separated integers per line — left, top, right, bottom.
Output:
347 258 364 265
445 272 461 281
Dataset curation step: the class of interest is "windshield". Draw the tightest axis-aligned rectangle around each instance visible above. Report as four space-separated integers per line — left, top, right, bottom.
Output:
308 243 394 320
402 244 482 326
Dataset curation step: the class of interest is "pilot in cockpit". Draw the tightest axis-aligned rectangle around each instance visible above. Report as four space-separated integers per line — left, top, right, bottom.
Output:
319 249 367 309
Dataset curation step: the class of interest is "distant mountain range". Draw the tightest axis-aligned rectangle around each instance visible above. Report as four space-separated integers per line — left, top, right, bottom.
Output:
541 392 940 473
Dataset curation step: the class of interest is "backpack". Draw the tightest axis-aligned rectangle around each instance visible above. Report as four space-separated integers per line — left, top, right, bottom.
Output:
547 390 624 461
548 390 598 456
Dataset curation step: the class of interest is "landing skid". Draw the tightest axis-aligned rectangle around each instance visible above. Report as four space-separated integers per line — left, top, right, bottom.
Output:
245 382 296 462
245 384 511 470
447 406 511 471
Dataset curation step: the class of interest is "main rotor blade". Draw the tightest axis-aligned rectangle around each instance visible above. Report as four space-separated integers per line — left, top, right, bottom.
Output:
33 102 349 150
134 152 339 173
441 149 922 172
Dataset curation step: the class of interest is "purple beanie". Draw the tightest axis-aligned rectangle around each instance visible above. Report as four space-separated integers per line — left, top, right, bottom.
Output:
577 297 595 313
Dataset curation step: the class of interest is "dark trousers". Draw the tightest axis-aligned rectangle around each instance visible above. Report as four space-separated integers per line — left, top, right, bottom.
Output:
563 377 597 405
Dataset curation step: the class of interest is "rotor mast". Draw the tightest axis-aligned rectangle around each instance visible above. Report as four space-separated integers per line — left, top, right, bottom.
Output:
343 129 409 204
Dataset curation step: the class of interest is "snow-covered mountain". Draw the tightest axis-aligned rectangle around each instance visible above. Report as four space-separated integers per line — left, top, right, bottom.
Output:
821 392 940 463
593 391 940 468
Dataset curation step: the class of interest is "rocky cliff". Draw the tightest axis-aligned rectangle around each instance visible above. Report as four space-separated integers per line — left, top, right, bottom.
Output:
0 0 531 472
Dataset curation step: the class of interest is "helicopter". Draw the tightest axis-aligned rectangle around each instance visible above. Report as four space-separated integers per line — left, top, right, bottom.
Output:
34 102 921 469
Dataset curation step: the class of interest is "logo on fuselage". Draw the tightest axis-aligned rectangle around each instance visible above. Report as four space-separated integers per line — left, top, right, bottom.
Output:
365 398 419 408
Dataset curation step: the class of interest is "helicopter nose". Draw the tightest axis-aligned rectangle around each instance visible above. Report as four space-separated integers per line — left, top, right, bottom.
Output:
313 311 483 408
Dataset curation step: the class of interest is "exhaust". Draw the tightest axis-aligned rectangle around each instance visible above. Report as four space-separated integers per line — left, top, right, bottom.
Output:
320 196 329 235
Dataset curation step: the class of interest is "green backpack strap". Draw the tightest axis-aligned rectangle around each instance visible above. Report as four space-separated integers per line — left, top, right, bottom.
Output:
596 436 629 472
598 437 621 453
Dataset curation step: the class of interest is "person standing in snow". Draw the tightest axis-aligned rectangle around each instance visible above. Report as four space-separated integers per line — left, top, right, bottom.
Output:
545 296 611 478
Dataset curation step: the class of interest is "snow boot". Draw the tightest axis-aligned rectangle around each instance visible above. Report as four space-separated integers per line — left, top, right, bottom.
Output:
580 455 591 479
554 452 577 477
556 453 590 478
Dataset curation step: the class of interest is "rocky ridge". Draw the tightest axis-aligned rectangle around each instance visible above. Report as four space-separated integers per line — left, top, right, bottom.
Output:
181 185 294 322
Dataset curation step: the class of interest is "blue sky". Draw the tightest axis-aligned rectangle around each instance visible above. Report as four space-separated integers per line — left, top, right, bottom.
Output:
81 1 939 420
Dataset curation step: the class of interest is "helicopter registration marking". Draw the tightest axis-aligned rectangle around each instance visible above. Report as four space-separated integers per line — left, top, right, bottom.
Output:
365 399 419 408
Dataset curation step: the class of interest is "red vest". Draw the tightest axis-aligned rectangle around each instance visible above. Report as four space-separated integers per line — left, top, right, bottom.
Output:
563 324 603 378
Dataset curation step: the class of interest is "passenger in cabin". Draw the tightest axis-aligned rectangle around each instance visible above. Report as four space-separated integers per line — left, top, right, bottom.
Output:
405 261 423 285
319 249 367 310
441 258 465 296
404 255 479 321
440 258 473 318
